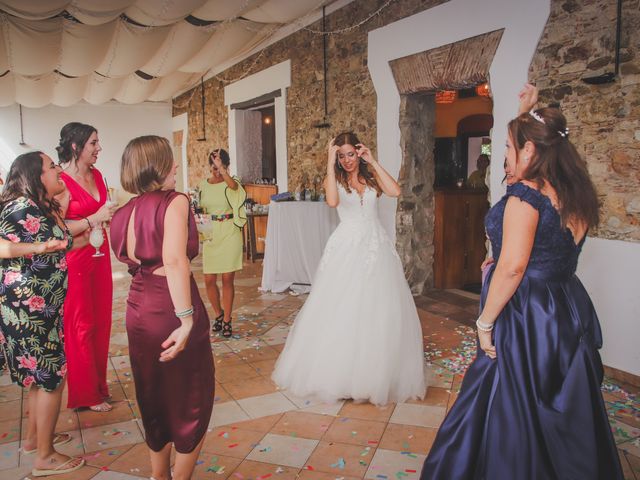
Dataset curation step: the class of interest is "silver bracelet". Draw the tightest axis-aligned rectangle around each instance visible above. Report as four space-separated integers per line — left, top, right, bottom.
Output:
175 307 194 318
476 318 494 332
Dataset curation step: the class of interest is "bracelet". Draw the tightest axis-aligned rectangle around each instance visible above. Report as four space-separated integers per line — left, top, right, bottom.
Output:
84 217 92 229
175 307 194 318
476 318 494 332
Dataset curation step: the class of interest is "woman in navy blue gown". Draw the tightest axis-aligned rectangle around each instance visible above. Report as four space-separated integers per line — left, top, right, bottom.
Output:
421 86 623 480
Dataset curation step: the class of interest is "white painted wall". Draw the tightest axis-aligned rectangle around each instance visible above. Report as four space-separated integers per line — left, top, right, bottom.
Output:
224 60 290 191
368 0 640 376
0 102 172 191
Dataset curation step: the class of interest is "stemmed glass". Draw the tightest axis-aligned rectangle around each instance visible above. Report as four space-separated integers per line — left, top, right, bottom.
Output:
90 225 105 257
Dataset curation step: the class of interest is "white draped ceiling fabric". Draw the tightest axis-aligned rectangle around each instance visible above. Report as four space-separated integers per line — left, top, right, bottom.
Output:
0 0 330 107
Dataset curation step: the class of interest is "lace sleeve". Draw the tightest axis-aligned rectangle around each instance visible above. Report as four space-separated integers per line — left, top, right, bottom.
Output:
506 183 544 211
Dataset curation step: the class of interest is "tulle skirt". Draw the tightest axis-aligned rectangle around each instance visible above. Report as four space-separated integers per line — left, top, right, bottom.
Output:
272 219 426 406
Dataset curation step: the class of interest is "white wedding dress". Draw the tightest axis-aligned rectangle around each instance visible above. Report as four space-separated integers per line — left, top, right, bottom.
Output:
272 184 426 406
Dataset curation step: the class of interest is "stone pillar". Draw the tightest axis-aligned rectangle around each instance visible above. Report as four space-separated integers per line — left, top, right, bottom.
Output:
396 93 436 294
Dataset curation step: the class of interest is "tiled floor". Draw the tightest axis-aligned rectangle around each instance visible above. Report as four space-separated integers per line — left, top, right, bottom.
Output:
1 254 639 479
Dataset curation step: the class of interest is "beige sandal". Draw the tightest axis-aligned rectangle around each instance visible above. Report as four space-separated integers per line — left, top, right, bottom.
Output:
23 432 72 454
32 457 85 477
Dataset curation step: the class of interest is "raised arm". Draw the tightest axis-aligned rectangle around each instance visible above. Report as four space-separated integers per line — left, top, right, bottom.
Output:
324 138 340 208
212 151 238 190
518 83 539 115
476 195 538 358
57 188 116 236
356 143 401 197
160 194 193 362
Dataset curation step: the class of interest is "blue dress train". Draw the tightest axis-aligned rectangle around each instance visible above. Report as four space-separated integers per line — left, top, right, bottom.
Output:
421 183 623 480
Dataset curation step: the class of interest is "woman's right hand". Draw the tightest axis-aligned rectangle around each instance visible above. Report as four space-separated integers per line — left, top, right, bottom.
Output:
93 202 118 224
159 319 193 362
327 137 339 170
478 329 496 359
35 239 69 254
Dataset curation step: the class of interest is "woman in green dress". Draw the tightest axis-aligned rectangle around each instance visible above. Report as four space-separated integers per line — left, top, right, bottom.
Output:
199 149 246 338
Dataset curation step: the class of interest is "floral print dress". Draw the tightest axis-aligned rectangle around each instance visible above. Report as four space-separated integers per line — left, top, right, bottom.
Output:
0 197 71 391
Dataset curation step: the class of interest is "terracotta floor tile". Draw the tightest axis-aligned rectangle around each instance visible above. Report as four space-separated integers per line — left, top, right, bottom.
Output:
249 358 278 376
236 345 281 363
227 413 283 433
0 400 21 421
21 408 79 439
0 418 20 445
338 401 395 422
201 427 265 459
296 470 361 480
231 459 300 480
304 441 375 477
364 448 426 480
224 376 279 400
82 444 135 469
214 384 234 404
0 385 21 402
191 452 243 479
322 417 387 447
377 423 438 455
406 386 450 407
77 400 136 428
216 363 260 384
82 420 144 453
214 352 246 368
270 411 333 440
107 441 153 477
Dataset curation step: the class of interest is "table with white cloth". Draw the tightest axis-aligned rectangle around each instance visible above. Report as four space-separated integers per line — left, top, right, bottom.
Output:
261 200 339 293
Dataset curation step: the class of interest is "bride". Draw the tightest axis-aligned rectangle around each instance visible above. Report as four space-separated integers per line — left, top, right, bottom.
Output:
272 132 426 406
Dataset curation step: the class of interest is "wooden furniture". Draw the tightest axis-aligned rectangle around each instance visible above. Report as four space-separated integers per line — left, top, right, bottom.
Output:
246 212 268 262
434 188 489 289
243 183 277 256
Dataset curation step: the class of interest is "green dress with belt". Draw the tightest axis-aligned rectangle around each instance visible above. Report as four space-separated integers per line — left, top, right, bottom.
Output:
198 177 246 274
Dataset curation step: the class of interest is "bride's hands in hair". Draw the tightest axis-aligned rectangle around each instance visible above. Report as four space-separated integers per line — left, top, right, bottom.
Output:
518 83 539 115
356 143 375 165
327 138 339 170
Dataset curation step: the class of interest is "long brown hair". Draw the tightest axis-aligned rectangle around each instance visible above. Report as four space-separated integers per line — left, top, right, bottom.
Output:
0 151 62 222
508 108 599 228
333 132 381 196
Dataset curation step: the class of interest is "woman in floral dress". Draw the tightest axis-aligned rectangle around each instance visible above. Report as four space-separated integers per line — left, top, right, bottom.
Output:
0 151 85 477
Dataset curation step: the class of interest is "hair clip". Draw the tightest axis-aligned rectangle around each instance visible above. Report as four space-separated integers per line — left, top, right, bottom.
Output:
558 127 569 138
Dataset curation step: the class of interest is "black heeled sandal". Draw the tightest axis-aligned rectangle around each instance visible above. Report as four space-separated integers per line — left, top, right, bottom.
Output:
212 311 224 332
221 320 232 338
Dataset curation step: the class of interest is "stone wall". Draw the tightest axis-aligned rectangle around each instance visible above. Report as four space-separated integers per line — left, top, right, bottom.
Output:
529 0 640 241
173 0 446 189
174 0 640 258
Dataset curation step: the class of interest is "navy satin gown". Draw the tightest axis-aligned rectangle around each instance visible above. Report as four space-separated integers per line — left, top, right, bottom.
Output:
421 183 623 480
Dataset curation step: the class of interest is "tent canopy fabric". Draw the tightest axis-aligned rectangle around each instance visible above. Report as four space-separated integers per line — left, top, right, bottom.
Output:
0 0 330 107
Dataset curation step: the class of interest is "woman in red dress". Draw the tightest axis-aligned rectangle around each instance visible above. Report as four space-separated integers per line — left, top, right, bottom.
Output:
56 122 117 412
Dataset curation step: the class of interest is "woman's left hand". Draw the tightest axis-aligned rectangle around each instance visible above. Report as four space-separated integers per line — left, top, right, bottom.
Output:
478 329 496 359
159 321 193 362
355 143 376 165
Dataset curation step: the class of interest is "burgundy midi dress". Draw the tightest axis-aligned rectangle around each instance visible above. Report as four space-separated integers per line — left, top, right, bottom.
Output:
110 190 214 453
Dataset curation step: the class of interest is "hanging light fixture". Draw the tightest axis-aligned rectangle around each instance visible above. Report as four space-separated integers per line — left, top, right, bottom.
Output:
435 90 457 104
476 82 491 97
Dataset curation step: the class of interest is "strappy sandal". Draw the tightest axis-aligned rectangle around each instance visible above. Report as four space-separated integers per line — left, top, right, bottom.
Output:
212 311 224 332
221 320 232 338
88 401 112 412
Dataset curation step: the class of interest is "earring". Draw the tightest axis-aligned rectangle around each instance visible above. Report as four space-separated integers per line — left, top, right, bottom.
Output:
524 156 529 162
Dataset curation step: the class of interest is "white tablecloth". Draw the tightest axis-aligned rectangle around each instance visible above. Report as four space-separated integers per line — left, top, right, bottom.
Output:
261 201 339 293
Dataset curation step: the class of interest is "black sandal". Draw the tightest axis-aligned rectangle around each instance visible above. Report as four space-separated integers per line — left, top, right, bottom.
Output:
212 311 224 332
221 320 232 338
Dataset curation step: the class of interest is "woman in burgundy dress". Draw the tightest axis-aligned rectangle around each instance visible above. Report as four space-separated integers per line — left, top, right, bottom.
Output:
110 135 214 480
57 122 117 412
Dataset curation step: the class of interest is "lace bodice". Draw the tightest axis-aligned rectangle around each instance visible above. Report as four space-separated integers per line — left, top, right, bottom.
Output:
336 184 380 224
485 182 585 278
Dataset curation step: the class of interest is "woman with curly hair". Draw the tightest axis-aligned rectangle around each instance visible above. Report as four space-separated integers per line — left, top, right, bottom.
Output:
0 151 86 477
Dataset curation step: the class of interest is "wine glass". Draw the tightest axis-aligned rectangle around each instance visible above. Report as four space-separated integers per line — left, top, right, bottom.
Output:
90 225 105 257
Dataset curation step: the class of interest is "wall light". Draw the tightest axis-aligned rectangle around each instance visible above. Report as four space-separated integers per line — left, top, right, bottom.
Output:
435 90 457 104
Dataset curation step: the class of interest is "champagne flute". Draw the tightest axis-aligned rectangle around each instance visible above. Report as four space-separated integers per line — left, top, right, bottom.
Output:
90 225 105 257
